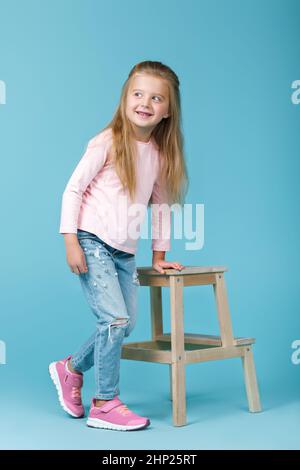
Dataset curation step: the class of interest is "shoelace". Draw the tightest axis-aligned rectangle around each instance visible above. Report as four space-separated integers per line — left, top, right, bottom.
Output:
116 404 131 416
71 386 81 402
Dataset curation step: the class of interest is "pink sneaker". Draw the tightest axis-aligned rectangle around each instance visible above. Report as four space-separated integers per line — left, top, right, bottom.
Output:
49 355 84 418
86 397 150 431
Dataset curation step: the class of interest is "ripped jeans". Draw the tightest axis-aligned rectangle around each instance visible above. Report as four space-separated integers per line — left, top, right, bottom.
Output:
70 229 140 400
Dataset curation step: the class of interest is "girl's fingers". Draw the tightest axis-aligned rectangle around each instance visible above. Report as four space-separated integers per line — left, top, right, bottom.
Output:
154 262 185 273
72 266 79 275
83 257 88 272
153 263 165 274
171 263 184 269
80 261 88 273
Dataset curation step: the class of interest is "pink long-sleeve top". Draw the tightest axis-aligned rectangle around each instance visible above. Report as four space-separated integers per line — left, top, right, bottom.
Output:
59 128 171 254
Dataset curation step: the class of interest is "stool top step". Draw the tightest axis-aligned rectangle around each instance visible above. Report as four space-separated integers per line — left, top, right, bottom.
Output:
137 266 228 276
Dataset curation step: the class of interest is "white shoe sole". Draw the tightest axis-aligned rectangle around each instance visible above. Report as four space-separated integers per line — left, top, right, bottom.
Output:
86 417 150 431
49 362 84 418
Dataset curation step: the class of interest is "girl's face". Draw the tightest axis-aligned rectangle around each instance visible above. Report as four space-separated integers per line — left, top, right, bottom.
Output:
126 73 170 139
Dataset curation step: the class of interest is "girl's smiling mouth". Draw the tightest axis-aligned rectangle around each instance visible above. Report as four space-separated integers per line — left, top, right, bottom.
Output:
136 111 153 119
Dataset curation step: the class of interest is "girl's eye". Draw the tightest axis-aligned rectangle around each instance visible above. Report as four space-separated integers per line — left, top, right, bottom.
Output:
134 92 160 102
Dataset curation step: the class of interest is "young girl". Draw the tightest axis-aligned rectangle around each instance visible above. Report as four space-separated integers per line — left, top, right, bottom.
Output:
49 60 189 431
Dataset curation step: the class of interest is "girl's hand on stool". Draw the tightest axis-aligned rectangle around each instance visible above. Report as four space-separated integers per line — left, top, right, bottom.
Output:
152 260 185 275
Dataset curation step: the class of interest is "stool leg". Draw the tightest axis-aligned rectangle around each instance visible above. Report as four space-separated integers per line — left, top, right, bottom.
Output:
242 346 262 412
150 286 163 339
170 276 186 426
169 365 173 401
213 273 235 346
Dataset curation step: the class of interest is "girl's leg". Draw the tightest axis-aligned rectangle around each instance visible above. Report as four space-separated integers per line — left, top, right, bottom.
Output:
113 251 140 338
70 242 140 374
70 237 130 400
69 331 96 373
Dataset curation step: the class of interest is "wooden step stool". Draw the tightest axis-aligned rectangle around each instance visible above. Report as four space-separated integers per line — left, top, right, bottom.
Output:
121 266 262 426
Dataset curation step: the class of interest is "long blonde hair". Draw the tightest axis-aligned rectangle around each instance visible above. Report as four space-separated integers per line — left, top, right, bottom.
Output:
100 60 189 207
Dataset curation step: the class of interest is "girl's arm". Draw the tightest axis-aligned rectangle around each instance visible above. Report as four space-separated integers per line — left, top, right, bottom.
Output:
59 136 110 235
59 136 110 274
150 176 185 274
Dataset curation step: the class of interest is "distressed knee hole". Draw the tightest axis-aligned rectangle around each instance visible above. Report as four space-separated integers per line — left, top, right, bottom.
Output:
107 318 129 343
132 270 140 286
111 317 129 327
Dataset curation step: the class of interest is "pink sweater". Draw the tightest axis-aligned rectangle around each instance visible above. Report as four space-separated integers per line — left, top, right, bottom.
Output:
59 128 171 254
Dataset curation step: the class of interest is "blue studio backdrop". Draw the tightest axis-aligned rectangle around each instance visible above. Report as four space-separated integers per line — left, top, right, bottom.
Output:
0 0 299 450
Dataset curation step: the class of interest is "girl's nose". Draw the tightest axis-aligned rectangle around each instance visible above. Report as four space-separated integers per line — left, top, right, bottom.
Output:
142 99 151 108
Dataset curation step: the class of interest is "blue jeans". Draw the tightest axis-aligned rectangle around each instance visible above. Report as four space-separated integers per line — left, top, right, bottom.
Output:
70 229 140 400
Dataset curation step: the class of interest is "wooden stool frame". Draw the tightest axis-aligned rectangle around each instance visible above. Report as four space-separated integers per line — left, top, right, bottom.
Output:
121 266 262 426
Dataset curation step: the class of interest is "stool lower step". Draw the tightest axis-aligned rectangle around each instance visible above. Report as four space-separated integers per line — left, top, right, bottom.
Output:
157 333 255 346
121 337 253 364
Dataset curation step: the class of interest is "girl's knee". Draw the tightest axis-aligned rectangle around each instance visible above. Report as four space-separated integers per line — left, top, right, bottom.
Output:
124 320 136 338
